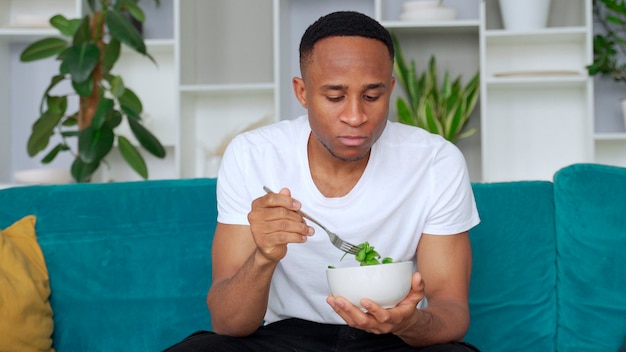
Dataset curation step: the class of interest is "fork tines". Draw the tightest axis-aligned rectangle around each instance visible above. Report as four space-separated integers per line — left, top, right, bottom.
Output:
340 242 360 255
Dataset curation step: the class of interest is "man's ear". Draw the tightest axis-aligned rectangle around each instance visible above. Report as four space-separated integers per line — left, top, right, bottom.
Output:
292 77 307 109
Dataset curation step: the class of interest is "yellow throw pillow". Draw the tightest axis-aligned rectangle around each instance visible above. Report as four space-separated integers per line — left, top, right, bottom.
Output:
0 215 54 352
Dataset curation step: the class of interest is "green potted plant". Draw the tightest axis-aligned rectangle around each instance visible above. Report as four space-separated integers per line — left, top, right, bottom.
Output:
587 0 626 84
587 0 626 129
392 34 479 144
19 0 165 182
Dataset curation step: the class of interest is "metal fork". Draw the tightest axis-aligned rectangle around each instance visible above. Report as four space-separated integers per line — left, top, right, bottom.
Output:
263 186 360 255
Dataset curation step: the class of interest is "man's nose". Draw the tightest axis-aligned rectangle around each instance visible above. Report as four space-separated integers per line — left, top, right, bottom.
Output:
340 97 367 127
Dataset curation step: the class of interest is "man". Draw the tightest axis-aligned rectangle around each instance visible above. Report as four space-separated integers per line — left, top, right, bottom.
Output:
165 10 480 351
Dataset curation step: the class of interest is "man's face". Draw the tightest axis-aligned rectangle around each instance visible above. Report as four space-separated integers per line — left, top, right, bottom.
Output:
293 36 395 162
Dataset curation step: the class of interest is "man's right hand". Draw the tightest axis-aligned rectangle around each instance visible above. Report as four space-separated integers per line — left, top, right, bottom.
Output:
248 188 315 262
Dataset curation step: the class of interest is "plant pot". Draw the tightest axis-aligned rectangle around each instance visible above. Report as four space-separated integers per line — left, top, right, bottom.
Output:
498 0 551 31
13 168 73 185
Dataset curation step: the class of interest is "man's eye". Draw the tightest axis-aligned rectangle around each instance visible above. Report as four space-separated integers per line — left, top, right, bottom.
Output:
363 95 380 102
327 96 343 102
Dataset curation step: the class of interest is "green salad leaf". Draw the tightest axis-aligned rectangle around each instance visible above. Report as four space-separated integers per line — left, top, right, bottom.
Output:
330 241 393 267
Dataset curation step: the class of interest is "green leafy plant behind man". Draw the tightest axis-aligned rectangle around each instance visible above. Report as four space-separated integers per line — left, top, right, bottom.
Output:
392 34 479 144
587 0 626 84
20 0 165 182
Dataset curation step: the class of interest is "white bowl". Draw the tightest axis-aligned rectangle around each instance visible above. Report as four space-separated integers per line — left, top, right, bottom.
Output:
399 7 457 22
13 168 73 185
403 0 442 12
326 261 413 309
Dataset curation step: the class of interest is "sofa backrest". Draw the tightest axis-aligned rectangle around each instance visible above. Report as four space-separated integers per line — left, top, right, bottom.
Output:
466 181 557 351
0 178 218 351
554 163 626 351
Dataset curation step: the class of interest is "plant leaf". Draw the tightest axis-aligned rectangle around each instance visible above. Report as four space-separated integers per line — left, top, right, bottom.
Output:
20 37 68 62
106 9 148 56
62 114 78 126
127 118 166 158
126 3 146 23
39 75 66 113
72 76 94 97
72 15 91 46
27 110 63 156
102 38 121 72
105 110 123 129
457 127 477 140
50 15 81 36
109 75 126 97
78 124 115 163
41 143 70 164
407 62 420 113
396 98 414 125
391 33 409 91
118 136 148 179
424 98 442 135
464 72 480 115
64 43 100 83
428 56 438 103
91 98 115 129
446 100 465 142
71 157 99 182
118 87 143 115
46 95 68 116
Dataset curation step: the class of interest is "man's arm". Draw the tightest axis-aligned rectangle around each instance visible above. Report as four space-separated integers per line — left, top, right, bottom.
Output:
326 232 472 347
206 223 273 336
206 189 313 337
396 232 472 345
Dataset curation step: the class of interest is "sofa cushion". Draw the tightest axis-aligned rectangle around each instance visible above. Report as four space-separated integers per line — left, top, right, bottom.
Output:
0 178 218 351
554 163 626 351
466 181 556 351
0 215 54 352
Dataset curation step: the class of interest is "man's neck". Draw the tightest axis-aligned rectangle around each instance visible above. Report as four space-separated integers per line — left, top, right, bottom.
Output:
307 133 370 198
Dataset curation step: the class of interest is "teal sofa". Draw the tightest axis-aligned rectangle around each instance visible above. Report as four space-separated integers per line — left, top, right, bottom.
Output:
0 163 625 351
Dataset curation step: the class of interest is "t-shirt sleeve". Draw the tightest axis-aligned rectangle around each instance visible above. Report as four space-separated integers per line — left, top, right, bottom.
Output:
422 142 480 235
216 135 254 226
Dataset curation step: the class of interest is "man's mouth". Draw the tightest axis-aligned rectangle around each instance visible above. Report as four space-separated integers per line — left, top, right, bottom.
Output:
338 136 367 147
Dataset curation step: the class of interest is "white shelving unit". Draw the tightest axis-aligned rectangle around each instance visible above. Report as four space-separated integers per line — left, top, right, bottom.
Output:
479 0 594 181
2 0 622 184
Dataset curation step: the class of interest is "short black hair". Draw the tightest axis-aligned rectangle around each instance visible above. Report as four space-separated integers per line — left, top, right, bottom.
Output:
299 11 394 72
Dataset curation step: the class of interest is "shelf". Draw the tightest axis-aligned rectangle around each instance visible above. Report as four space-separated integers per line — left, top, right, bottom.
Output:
383 20 480 33
485 75 588 87
594 138 626 168
594 133 626 141
0 27 59 40
145 39 175 50
484 39 589 79
484 27 587 44
179 83 275 95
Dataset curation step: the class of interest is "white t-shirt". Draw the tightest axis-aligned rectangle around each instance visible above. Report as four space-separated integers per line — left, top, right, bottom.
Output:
216 115 480 325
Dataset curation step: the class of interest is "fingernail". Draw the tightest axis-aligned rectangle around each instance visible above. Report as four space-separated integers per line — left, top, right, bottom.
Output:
308 227 314 235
